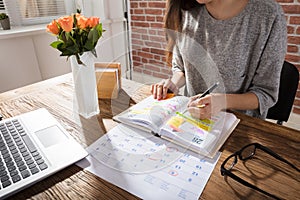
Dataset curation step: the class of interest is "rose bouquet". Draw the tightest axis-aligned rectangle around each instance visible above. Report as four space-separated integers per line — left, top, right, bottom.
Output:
46 12 104 65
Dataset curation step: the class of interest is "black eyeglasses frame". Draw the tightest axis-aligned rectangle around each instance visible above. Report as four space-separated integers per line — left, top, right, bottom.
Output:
220 143 300 200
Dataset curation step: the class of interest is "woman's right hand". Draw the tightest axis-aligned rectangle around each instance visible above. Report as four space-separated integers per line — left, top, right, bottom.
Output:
150 79 179 100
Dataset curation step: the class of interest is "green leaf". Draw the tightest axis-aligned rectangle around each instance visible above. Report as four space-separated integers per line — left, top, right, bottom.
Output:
87 28 98 45
91 49 97 57
50 41 63 49
96 23 104 37
84 40 94 51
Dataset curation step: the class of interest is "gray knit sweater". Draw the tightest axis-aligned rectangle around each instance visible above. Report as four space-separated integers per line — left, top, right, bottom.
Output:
172 0 287 119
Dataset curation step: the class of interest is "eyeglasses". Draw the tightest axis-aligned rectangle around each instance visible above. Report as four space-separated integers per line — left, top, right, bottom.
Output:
221 143 300 200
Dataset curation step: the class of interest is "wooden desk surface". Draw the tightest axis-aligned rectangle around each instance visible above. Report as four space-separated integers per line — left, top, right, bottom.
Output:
0 74 299 200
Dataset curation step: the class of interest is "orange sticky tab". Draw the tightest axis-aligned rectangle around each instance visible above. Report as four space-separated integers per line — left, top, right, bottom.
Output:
165 93 175 99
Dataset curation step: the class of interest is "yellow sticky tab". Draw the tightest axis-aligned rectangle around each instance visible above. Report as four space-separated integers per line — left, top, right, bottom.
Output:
167 116 184 131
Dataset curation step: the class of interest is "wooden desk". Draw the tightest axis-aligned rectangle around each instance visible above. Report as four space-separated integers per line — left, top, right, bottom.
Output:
1 74 299 200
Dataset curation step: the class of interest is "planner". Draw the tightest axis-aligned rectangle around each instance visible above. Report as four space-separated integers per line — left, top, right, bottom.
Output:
114 95 240 158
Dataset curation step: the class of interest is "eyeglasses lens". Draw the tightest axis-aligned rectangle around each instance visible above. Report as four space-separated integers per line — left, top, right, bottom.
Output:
224 155 237 171
240 144 256 160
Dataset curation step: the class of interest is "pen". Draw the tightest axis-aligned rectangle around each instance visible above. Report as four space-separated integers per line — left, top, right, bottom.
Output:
198 82 219 99
196 82 219 108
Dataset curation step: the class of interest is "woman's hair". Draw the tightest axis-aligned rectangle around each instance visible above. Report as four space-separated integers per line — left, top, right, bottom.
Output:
164 0 199 66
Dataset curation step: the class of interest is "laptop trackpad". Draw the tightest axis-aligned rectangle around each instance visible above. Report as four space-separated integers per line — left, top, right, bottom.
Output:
35 125 68 148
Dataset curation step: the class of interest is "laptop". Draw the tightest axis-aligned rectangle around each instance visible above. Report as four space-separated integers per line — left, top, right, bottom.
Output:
0 108 88 199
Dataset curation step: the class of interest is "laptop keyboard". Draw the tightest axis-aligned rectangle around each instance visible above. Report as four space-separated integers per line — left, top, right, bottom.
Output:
0 119 48 190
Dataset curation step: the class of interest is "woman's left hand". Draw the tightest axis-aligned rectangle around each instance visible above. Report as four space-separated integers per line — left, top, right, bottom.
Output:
187 93 226 120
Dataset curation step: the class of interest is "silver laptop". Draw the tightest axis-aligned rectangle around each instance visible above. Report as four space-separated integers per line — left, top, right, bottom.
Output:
0 108 88 199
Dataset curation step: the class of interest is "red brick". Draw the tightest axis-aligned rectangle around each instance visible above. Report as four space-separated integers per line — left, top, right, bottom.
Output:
150 35 166 42
132 22 150 27
145 41 162 48
156 16 164 22
131 39 144 46
138 52 154 59
293 107 300 114
296 27 300 35
139 2 147 8
285 54 300 62
294 99 300 107
130 2 138 8
287 36 300 45
287 26 295 34
149 59 165 66
146 16 156 22
131 33 141 39
145 9 163 15
282 5 300 14
132 56 141 62
133 9 144 15
287 45 299 53
131 15 146 21
141 48 150 52
276 0 293 2
150 48 165 55
132 28 148 34
142 58 148 63
149 29 157 35
141 34 149 40
154 55 161 60
151 23 163 28
148 2 166 9
290 16 300 25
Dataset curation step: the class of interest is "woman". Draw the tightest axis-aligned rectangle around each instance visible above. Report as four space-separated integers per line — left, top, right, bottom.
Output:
151 0 287 119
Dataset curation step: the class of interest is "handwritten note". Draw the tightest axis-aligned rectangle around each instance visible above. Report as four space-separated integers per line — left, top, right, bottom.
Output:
77 124 220 200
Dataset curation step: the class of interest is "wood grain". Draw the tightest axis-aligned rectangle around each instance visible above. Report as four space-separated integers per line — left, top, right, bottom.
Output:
0 73 299 200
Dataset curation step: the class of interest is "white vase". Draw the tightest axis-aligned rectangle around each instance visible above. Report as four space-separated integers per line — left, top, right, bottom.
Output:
70 52 99 118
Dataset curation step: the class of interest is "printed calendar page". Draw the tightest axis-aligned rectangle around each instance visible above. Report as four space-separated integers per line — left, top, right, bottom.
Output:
77 124 221 200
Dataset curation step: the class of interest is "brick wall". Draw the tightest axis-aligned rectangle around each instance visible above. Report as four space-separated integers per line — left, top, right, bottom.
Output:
129 0 300 114
130 0 169 79
279 0 300 114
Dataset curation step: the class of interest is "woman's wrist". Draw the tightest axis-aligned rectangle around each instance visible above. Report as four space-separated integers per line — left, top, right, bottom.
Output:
224 93 259 110
167 78 179 94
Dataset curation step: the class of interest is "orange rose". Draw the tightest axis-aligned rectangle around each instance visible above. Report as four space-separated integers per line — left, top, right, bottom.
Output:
46 20 60 35
57 15 74 32
86 17 99 28
76 13 88 29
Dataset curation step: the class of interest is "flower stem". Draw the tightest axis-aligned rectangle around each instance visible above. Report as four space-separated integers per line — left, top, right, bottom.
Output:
75 53 84 65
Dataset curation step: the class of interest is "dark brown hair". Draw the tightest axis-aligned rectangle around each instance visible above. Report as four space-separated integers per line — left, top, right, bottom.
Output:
164 0 199 66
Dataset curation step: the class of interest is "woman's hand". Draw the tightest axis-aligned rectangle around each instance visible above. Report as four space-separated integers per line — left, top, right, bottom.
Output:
150 79 179 100
187 93 227 119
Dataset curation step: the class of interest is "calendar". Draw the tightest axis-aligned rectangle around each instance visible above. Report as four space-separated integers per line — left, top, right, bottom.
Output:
77 124 221 200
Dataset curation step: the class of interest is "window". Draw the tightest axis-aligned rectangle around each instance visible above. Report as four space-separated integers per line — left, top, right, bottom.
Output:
3 0 79 26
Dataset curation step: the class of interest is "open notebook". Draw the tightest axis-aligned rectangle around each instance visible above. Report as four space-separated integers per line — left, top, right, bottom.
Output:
0 108 88 199
114 95 240 158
